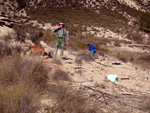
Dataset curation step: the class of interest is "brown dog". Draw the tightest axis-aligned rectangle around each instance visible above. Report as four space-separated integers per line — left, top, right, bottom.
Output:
26 45 45 57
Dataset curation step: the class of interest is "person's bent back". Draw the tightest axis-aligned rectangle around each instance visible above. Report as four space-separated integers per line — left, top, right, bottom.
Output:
87 44 98 57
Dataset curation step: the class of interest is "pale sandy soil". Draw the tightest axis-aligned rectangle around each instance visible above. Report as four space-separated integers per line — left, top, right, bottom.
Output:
41 44 150 112
43 45 150 91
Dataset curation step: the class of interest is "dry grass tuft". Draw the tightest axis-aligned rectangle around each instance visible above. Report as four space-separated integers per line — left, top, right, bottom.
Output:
116 52 128 63
0 56 48 90
0 55 49 113
139 99 150 112
119 56 128 63
48 83 97 113
14 25 48 45
114 41 121 47
0 43 12 57
0 43 22 57
51 59 62 65
52 68 71 82
75 53 95 64
139 55 150 61
0 84 40 113
130 31 144 44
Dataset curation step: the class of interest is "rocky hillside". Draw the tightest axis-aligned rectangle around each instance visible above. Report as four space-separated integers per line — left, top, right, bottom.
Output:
0 0 150 49
1 0 150 18
1 0 150 46
1 0 150 36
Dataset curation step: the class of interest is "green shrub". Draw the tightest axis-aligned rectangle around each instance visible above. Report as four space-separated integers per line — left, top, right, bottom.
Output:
140 12 150 33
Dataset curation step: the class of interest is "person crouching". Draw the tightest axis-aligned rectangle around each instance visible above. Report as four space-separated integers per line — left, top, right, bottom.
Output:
87 44 98 57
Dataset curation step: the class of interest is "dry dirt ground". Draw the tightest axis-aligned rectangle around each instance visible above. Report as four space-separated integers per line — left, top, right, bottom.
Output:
2 37 150 112
39 43 150 113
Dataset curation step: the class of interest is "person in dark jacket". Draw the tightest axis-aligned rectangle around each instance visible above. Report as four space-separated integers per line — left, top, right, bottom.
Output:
87 44 98 57
52 23 69 58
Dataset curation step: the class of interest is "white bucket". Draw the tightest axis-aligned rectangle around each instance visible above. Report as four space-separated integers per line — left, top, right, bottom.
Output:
107 74 118 82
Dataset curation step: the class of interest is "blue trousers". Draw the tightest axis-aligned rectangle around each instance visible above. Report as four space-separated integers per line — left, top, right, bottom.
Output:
91 50 98 57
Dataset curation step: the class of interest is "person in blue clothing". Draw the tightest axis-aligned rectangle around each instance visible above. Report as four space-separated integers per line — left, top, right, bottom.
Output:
87 44 98 57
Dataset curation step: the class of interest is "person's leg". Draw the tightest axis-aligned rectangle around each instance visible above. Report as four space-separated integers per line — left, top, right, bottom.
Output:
91 50 95 56
53 45 59 58
60 46 64 59
92 50 98 57
53 38 60 58
60 38 65 58
48 52 52 58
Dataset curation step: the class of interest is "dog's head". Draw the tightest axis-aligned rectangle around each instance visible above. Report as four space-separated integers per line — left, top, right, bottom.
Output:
44 52 48 56
44 52 53 58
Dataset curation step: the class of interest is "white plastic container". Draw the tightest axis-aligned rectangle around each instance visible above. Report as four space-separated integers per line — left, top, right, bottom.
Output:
107 74 118 82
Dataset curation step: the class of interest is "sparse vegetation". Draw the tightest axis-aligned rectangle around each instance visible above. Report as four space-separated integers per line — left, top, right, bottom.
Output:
27 4 130 34
0 42 22 57
114 40 121 47
14 25 53 45
0 55 49 113
119 56 128 63
52 68 71 82
75 53 94 64
0 55 48 90
140 99 150 112
116 52 128 63
0 42 12 57
139 54 150 61
51 59 62 65
0 85 39 113
48 83 97 113
16 0 26 9
140 12 150 33
130 31 144 44
67 35 110 52
4 34 12 41
111 50 150 68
